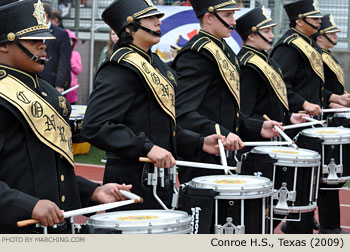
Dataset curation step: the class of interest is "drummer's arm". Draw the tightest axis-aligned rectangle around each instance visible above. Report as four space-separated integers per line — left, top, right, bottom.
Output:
82 65 154 159
328 93 350 107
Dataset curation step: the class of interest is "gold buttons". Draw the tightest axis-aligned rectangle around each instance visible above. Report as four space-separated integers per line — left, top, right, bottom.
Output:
60 174 64 182
7 32 15 41
126 16 134 23
298 14 303 19
236 127 239 132
236 113 239 118
41 92 47 97
61 195 66 203
173 131 176 137
208 6 214 13
60 154 63 159
252 26 257 32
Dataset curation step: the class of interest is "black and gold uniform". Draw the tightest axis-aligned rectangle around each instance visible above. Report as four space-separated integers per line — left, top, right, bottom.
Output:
0 0 98 234
82 0 206 210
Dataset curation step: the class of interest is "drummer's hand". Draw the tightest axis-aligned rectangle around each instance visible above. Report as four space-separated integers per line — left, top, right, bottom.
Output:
55 87 64 93
329 102 346 109
226 133 244 151
261 120 282 138
147 145 176 168
302 101 322 116
329 94 350 107
290 113 309 124
202 134 226 154
32 200 64 227
90 183 133 203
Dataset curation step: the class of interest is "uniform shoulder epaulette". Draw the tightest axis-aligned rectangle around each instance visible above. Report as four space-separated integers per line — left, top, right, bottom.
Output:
190 36 211 52
283 33 299 45
109 47 134 64
239 51 255 66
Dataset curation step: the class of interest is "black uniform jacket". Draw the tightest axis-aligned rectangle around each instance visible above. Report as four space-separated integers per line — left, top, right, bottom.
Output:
82 45 204 209
323 50 344 96
271 28 326 111
0 65 97 233
238 45 291 141
173 30 262 182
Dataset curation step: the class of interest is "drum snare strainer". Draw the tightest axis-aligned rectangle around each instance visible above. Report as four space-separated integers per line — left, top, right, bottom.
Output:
87 210 191 234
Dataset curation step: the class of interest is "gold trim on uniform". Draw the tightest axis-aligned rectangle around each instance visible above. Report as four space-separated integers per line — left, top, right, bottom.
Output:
203 41 240 108
322 51 344 87
214 1 237 9
122 53 176 123
133 7 157 19
0 75 74 166
58 96 69 117
247 54 289 110
16 25 49 37
292 37 324 82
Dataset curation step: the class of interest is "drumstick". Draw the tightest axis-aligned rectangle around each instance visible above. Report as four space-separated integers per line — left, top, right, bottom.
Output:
17 199 139 228
215 124 229 175
263 114 298 149
283 120 326 130
139 157 237 171
298 111 307 114
61 85 80 95
322 108 350 113
120 190 143 203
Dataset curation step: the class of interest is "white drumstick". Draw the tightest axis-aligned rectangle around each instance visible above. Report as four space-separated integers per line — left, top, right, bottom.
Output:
120 190 143 203
17 199 139 227
283 120 326 130
263 114 298 149
139 157 237 171
243 141 291 146
215 124 228 175
61 85 80 95
322 108 350 113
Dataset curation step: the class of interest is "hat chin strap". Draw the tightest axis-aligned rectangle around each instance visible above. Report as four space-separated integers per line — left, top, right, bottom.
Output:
213 12 236 30
14 39 51 65
256 31 273 45
133 22 162 37
323 34 337 46
302 17 319 31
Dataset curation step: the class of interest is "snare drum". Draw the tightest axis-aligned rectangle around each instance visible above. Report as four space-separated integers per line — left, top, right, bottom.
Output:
241 146 320 215
327 112 350 128
69 105 87 143
86 210 191 234
295 127 350 184
180 175 273 234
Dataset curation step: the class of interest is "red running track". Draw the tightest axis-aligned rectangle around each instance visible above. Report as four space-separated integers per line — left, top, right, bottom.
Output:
74 163 350 233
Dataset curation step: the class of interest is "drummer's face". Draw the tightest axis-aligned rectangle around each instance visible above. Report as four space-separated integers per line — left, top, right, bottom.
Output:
133 15 162 50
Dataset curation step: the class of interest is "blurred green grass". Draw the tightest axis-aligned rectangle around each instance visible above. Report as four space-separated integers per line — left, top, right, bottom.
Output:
74 144 106 165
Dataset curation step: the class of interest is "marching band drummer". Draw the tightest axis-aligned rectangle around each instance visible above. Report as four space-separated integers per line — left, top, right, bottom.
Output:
235 6 307 141
312 14 347 234
314 14 348 108
172 0 282 184
0 0 131 234
270 0 349 234
82 0 225 211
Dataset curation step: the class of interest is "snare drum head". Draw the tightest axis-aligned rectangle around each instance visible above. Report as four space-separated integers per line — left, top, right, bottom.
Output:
334 112 350 119
70 105 87 120
300 127 350 142
251 146 320 162
87 210 190 231
189 175 272 193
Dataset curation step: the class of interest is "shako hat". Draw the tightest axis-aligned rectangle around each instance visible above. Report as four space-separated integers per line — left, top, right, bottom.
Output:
0 0 55 44
284 0 322 21
319 14 341 35
102 0 164 36
236 6 276 39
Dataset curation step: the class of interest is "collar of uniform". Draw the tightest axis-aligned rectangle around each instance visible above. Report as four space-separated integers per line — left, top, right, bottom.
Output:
242 45 268 62
291 28 312 45
199 30 226 50
0 64 39 89
322 49 331 55
129 44 153 63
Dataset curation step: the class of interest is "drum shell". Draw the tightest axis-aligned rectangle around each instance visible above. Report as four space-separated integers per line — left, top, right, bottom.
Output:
328 113 350 128
178 175 273 234
295 133 350 179
241 149 319 208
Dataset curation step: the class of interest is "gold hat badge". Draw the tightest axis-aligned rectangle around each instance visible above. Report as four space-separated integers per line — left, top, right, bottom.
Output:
33 0 47 26
313 0 320 11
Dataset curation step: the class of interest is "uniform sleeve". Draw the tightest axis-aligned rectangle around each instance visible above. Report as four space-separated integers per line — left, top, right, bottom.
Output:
82 64 154 158
271 45 306 111
0 107 39 228
75 176 99 208
175 50 231 137
55 30 72 89
175 125 204 160
240 66 264 120
238 112 264 141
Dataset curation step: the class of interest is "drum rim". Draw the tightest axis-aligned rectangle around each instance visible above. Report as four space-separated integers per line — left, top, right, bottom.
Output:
299 127 350 141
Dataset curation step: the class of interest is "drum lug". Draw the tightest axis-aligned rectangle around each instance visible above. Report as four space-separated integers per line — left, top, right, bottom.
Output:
215 217 245 234
254 172 262 177
323 158 342 184
273 182 296 215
